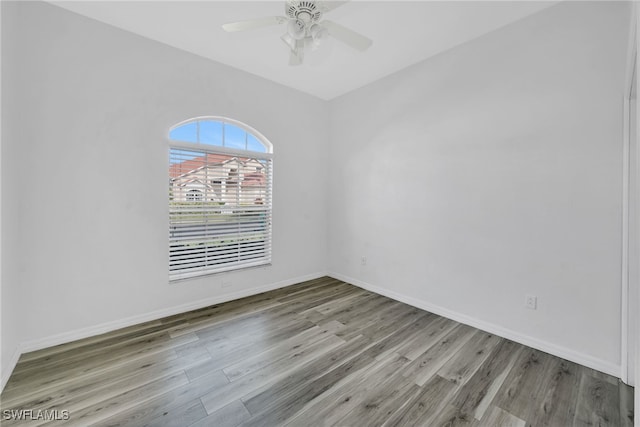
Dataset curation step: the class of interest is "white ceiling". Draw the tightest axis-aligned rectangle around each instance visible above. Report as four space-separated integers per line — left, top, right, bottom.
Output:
50 1 557 100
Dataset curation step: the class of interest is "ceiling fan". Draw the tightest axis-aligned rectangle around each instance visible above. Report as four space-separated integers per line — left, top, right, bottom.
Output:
222 1 373 66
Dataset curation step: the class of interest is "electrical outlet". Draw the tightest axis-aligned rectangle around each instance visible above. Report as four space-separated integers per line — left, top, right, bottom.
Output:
361 256 367 266
525 295 537 310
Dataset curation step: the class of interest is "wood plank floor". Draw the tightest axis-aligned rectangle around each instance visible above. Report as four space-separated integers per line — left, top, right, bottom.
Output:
0 277 634 426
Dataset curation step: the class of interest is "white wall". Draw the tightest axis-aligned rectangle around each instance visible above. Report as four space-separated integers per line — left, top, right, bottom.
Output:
1 0 328 386
629 88 637 387
1 2 24 391
0 0 3 390
328 1 630 375
632 3 640 427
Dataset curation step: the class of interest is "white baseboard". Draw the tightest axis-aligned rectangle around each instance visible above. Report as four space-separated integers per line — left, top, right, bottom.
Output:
0 271 326 393
20 271 327 354
4 270 619 393
1 346 21 392
328 272 621 379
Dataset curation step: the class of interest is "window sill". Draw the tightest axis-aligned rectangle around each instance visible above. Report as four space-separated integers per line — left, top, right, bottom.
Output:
169 262 272 284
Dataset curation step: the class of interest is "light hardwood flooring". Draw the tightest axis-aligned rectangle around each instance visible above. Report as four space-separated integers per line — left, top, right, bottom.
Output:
0 276 634 426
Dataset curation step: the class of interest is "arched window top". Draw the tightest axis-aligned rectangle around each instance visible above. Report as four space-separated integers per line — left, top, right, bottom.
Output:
169 117 272 154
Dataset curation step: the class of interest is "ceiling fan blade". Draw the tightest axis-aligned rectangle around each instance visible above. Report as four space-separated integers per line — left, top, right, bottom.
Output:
288 39 305 66
320 1 349 12
222 16 287 32
322 20 372 51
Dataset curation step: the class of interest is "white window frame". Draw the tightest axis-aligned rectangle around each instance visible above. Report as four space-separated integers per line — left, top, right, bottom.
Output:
168 116 273 281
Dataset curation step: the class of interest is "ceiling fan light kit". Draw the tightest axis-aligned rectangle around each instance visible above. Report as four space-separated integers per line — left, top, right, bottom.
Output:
222 0 373 66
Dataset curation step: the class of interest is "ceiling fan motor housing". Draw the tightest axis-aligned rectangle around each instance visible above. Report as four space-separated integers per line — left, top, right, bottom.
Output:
285 1 323 26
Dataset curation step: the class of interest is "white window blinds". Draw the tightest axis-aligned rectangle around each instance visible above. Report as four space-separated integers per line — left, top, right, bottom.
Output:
168 118 272 281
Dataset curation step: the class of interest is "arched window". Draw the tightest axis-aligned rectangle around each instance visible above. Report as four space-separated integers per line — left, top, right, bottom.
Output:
168 117 273 280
